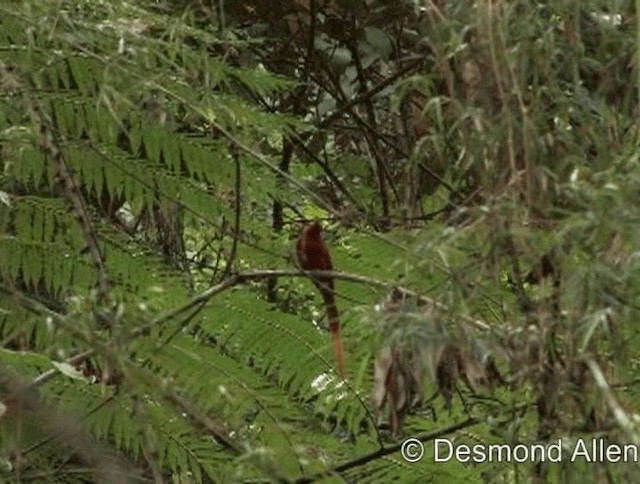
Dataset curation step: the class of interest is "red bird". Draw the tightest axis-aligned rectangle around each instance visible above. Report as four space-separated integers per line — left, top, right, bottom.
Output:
296 221 345 378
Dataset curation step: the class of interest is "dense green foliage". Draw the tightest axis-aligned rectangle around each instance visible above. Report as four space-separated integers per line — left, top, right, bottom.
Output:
1 0 640 482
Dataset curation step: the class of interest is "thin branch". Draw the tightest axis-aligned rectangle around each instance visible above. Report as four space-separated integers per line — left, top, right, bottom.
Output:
315 58 424 131
148 269 492 333
347 23 393 218
303 0 316 81
585 358 640 445
164 389 244 453
288 130 366 213
222 145 242 279
295 416 479 482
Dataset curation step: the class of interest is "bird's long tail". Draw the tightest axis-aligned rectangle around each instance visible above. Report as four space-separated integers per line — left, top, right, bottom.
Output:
322 287 345 379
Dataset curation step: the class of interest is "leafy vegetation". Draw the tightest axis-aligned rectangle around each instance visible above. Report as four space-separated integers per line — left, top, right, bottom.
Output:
1 0 640 482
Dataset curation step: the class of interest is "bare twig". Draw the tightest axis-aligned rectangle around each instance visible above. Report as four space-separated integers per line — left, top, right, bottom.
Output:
222 145 242 279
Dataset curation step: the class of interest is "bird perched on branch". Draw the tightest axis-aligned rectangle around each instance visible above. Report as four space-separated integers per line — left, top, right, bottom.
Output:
296 221 345 378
